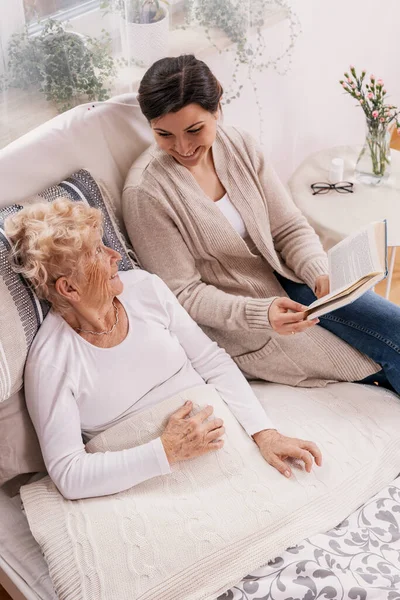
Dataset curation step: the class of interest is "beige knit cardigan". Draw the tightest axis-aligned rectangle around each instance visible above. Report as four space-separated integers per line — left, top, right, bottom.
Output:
122 125 378 386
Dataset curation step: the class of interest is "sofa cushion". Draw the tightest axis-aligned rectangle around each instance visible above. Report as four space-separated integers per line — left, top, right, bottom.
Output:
0 169 139 486
0 95 153 226
0 390 45 487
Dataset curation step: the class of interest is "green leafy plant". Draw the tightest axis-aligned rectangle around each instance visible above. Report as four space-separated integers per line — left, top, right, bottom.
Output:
182 0 301 108
184 0 248 60
100 0 168 24
6 19 118 112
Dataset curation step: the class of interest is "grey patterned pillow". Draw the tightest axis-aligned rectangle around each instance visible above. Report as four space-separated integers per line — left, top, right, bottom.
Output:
0 169 139 403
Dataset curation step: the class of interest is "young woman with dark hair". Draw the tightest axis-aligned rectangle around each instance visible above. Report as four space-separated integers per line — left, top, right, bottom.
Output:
122 54 400 398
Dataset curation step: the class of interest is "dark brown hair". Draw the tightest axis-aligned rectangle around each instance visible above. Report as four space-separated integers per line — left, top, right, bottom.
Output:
138 55 223 121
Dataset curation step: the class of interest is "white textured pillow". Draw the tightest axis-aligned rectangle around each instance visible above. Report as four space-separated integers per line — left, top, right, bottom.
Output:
21 382 400 600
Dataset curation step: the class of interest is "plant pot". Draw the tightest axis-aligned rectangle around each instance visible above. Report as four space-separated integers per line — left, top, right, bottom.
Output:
120 8 169 67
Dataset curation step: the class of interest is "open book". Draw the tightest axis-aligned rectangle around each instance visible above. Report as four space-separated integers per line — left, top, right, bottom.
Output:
305 220 388 320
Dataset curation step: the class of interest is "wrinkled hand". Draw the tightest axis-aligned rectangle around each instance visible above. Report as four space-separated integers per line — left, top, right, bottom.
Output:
269 297 319 335
253 429 322 478
161 401 225 465
315 275 330 299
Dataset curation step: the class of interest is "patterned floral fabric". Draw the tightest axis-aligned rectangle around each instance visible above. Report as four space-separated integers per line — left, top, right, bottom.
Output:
39 169 138 272
219 476 400 600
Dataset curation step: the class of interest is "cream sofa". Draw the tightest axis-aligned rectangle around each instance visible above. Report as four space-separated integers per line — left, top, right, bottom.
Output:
0 93 152 600
1 95 400 600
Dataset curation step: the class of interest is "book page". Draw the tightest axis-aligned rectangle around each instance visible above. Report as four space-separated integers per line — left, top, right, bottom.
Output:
374 220 388 273
328 223 382 293
306 273 384 320
305 275 375 313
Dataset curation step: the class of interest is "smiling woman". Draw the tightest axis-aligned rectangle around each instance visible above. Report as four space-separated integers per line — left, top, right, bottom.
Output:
152 107 216 160
3 194 322 504
138 55 226 200
152 105 226 199
122 54 400 398
5 198 126 348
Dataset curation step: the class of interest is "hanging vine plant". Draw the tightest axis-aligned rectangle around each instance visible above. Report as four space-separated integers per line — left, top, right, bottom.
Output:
182 0 301 107
184 0 248 61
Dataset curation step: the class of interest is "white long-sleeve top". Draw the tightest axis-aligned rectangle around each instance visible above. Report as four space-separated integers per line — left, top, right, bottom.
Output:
24 270 273 500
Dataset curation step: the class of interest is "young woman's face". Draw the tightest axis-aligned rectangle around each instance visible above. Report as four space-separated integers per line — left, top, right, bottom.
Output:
151 103 218 168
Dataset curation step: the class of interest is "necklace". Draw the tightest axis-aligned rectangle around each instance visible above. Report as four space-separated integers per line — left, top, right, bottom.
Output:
75 301 119 336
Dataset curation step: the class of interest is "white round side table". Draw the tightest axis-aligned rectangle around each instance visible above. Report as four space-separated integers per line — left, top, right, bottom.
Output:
288 146 400 299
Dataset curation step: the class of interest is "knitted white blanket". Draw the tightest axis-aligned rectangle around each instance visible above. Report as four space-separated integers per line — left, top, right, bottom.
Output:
21 382 400 600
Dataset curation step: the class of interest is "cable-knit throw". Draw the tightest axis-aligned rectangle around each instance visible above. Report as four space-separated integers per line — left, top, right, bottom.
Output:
21 382 400 600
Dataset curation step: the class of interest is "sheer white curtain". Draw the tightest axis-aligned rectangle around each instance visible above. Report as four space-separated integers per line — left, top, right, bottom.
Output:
2 1 399 182
0 0 300 152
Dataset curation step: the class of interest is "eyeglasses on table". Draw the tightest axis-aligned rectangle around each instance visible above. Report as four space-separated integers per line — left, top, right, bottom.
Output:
310 181 354 195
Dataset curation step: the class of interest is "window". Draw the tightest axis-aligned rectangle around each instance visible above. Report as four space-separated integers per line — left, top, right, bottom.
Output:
23 0 94 24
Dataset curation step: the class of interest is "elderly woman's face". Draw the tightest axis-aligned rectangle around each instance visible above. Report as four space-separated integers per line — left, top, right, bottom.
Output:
81 239 123 305
151 103 218 168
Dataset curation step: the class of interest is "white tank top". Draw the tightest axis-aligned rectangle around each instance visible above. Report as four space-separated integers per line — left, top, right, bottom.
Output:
215 194 248 238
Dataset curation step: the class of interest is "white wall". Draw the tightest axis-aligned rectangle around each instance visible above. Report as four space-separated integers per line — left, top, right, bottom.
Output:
207 0 400 182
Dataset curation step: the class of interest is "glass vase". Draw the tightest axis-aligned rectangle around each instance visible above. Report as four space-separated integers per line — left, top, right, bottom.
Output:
355 118 391 185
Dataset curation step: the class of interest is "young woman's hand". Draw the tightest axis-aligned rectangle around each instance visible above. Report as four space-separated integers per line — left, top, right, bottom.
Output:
161 401 225 464
315 275 330 299
268 297 319 335
253 429 322 478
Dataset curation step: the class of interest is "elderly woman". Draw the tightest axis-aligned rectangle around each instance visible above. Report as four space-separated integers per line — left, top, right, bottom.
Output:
5 198 321 499
122 54 400 393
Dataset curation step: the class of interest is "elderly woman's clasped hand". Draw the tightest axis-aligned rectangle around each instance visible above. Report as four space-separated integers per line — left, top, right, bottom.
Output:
161 401 225 463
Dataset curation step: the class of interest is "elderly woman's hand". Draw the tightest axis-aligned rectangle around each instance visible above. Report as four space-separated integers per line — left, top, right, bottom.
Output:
161 401 225 464
269 297 319 335
253 429 322 478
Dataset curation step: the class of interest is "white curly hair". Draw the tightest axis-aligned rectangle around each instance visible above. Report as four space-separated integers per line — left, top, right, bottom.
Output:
5 197 103 313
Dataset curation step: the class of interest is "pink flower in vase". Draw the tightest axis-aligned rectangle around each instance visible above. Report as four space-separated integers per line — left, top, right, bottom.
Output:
372 110 379 118
355 90 361 96
367 92 374 99
377 79 384 86
380 118 385 123
370 74 375 81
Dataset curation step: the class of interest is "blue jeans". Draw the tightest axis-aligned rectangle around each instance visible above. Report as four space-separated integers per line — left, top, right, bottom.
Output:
275 273 400 395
